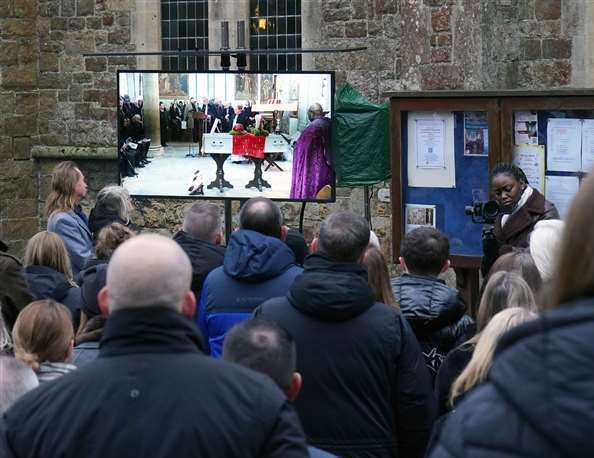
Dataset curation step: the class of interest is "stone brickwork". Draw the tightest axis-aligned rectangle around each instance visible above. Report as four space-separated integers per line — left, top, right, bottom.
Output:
0 0 590 260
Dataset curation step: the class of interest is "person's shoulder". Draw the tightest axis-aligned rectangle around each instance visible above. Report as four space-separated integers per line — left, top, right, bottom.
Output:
433 383 528 457
0 250 22 268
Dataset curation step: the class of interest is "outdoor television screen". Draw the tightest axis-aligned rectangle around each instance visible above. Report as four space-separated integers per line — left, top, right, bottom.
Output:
117 70 335 202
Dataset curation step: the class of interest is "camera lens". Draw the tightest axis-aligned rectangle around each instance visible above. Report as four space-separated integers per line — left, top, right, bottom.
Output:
483 200 500 218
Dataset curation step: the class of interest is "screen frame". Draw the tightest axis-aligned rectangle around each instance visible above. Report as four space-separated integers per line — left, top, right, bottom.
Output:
116 69 336 203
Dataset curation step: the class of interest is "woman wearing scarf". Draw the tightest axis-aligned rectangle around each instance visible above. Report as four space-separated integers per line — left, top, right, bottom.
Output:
482 163 559 275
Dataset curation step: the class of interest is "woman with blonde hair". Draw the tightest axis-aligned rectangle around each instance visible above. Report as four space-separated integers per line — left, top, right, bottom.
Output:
13 299 76 382
435 271 536 416
88 185 134 239
363 246 398 307
23 231 81 329
449 307 537 407
45 161 92 275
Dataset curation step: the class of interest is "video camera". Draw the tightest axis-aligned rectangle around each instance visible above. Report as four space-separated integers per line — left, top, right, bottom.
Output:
465 200 505 225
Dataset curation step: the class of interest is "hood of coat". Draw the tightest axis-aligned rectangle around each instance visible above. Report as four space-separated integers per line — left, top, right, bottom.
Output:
24 265 72 302
489 299 594 455
392 273 465 333
223 230 296 282
88 207 126 237
287 253 375 321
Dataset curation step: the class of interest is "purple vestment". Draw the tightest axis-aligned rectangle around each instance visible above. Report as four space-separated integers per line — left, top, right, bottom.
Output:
290 117 332 200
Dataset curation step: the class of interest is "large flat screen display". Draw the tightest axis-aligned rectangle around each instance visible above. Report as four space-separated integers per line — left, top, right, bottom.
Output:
117 70 335 202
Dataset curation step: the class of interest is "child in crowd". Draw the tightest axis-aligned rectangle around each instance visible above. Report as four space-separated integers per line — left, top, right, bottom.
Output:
12 299 76 383
392 227 473 378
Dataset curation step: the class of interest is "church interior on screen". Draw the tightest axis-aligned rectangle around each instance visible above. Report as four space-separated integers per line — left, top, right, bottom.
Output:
117 71 333 201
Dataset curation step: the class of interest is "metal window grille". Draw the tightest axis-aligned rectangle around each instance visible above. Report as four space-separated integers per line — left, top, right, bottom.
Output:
161 0 209 71
249 0 302 72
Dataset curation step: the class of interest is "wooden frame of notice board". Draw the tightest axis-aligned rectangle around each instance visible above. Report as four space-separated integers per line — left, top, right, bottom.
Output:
388 94 503 312
387 89 594 313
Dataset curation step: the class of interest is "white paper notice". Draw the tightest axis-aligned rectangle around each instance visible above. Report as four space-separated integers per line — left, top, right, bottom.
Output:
416 119 446 168
407 112 455 188
546 118 582 172
514 111 538 145
581 119 594 172
545 175 580 219
512 145 545 193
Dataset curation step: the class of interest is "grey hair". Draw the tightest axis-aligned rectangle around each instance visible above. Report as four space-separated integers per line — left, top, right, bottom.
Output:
0 356 39 414
182 202 221 242
95 185 133 224
318 212 370 263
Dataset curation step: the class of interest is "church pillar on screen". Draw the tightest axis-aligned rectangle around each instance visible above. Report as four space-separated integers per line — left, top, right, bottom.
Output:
142 72 163 156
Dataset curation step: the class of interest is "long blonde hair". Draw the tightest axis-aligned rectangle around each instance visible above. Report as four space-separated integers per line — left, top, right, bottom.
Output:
13 299 74 372
24 232 76 286
363 246 399 307
449 307 536 406
476 271 536 334
44 161 81 217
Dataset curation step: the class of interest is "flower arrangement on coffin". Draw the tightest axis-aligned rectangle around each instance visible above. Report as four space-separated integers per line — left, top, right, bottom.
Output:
229 123 247 135
249 127 269 136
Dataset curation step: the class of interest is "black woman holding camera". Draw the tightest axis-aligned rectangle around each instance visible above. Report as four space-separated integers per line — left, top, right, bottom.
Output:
481 163 559 276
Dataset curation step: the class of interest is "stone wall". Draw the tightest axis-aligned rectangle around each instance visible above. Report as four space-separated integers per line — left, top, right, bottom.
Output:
1 0 592 259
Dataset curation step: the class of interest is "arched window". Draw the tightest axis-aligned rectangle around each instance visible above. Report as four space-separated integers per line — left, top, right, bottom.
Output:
249 0 302 71
161 0 209 71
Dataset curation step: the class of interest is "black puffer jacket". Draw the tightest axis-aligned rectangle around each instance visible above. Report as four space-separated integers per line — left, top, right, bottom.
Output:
257 254 436 458
392 273 474 378
430 299 594 458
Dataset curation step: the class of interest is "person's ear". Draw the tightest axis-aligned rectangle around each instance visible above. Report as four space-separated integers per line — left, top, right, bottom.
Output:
441 259 451 273
310 237 319 253
98 286 110 317
181 291 197 319
286 372 302 402
214 232 223 246
398 257 409 273
280 225 289 241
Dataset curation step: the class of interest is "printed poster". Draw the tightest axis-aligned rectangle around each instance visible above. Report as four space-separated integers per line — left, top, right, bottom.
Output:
547 118 581 172
464 112 489 156
514 111 538 145
512 145 545 194
405 204 436 234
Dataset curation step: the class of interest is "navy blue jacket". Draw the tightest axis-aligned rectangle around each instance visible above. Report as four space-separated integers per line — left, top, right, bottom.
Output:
198 230 302 357
430 299 594 458
0 307 308 458
24 265 81 327
256 254 436 458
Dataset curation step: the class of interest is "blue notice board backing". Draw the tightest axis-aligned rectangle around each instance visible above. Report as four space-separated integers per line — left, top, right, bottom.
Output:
402 112 489 256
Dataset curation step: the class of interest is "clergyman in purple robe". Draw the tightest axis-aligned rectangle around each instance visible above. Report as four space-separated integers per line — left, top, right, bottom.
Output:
290 103 332 200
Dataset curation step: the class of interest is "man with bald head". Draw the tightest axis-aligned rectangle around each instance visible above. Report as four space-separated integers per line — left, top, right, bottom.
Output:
198 197 301 358
290 103 333 199
173 202 225 300
0 234 308 458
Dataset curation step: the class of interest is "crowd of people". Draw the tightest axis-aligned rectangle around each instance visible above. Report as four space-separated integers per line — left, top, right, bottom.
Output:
117 94 258 177
1 159 594 457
